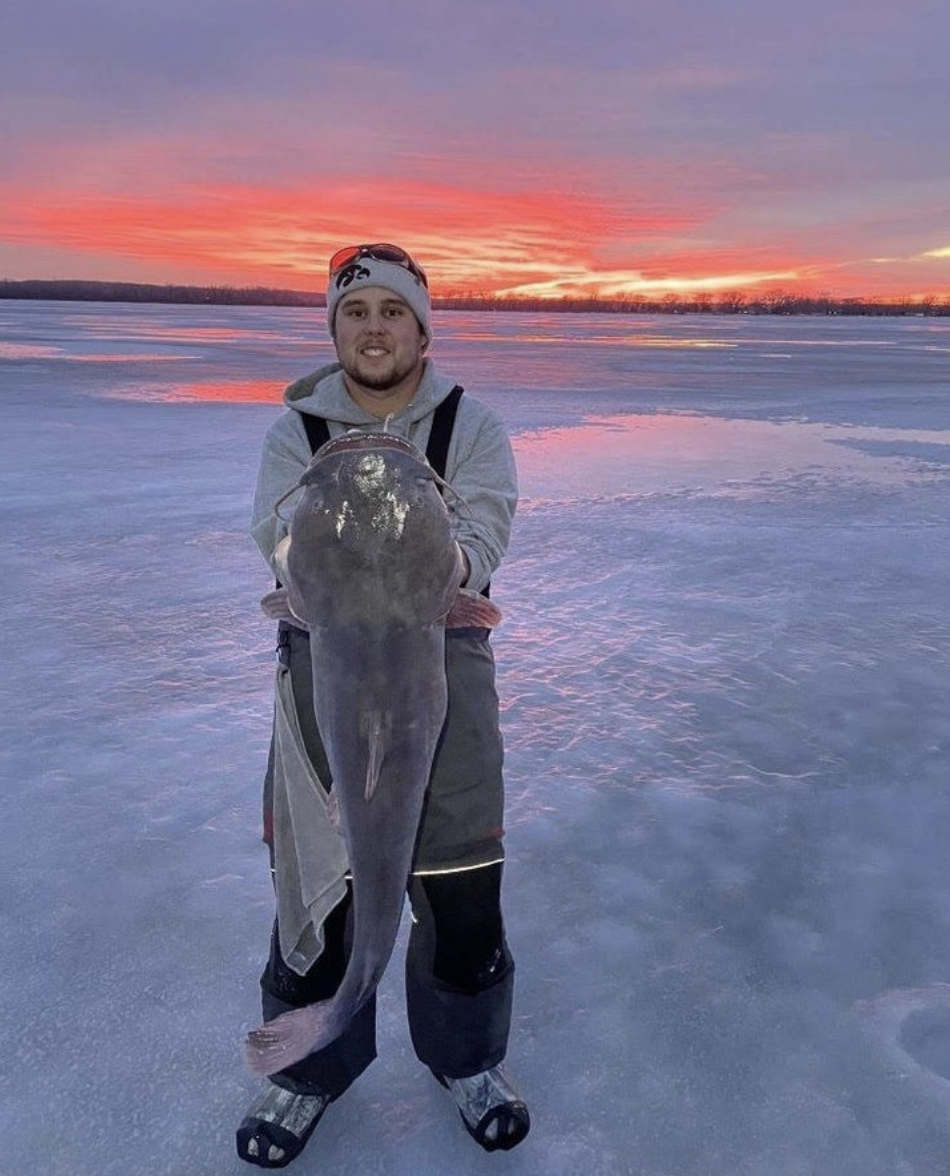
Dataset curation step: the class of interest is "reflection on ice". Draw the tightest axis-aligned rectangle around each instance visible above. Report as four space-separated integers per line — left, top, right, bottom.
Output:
0 342 61 359
105 379 284 403
453 328 736 349
513 412 950 500
71 323 287 343
0 341 195 363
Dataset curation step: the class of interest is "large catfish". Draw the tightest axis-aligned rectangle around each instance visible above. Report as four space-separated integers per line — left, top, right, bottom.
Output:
244 431 500 1077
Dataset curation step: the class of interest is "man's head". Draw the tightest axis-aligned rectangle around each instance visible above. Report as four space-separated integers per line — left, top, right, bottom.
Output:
326 244 431 350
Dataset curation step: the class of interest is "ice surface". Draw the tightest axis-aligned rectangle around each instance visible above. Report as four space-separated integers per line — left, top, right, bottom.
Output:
2 303 950 1174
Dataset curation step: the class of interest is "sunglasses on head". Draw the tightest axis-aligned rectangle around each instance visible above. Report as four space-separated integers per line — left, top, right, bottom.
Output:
329 243 429 288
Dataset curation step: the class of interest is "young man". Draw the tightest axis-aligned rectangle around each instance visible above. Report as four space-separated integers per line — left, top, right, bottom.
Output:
237 244 528 1167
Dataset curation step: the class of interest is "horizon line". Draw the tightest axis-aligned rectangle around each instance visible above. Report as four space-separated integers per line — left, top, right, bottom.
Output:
1 277 948 315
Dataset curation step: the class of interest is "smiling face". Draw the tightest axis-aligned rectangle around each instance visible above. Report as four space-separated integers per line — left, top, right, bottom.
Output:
333 286 428 416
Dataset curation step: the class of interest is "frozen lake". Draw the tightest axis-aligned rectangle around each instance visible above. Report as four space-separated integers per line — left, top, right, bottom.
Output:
3 301 950 1174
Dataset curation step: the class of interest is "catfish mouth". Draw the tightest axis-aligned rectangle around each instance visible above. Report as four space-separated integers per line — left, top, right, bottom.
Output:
277 430 437 519
315 432 427 464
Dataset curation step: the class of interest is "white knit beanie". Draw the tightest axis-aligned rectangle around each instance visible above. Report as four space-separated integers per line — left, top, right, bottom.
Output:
326 256 432 348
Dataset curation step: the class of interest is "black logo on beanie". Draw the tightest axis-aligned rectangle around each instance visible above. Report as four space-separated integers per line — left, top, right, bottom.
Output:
334 263 371 290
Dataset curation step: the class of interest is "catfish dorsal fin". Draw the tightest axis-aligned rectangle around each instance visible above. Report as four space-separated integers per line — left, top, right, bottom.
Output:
364 713 385 800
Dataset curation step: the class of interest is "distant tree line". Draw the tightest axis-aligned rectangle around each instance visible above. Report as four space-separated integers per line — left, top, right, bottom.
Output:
1 278 948 317
438 289 950 317
0 279 323 307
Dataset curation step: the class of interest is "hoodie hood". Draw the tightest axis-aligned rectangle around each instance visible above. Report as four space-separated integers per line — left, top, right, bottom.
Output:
282 360 460 433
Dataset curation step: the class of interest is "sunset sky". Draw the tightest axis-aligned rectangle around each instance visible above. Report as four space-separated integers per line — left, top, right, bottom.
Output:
2 0 948 301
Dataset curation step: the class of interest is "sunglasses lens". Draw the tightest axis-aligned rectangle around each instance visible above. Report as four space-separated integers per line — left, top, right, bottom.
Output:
328 246 361 274
328 243 428 288
367 244 410 264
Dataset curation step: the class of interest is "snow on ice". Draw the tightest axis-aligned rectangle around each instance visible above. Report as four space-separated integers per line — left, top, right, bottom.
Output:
3 302 950 1174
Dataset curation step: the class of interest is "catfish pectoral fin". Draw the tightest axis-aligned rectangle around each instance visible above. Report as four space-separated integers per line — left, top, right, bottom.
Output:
244 1005 327 1077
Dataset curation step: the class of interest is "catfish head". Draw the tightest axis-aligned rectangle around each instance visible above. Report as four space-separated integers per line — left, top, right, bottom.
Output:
283 433 464 631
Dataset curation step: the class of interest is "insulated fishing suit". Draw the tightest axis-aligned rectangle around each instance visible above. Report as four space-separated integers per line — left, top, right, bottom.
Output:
252 374 518 1099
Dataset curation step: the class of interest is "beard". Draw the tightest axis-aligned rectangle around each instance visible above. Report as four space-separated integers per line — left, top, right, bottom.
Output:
346 365 406 392
340 351 421 394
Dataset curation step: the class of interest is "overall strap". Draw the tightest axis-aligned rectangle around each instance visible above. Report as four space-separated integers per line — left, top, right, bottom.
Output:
301 412 330 453
424 385 464 477
425 386 490 600
297 385 463 471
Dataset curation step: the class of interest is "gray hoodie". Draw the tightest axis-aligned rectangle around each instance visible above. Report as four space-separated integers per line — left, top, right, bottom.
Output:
251 360 518 593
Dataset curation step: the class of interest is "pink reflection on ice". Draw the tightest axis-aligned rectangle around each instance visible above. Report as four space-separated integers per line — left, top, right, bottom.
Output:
0 343 61 359
452 328 735 349
75 324 285 343
103 380 283 403
0 342 194 362
78 353 194 362
513 413 950 501
166 380 283 403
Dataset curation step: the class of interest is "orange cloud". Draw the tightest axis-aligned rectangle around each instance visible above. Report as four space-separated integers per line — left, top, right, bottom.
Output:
2 168 946 301
499 266 803 299
0 175 712 295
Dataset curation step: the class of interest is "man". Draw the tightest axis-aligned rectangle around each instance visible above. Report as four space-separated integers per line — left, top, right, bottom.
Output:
237 244 529 1167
